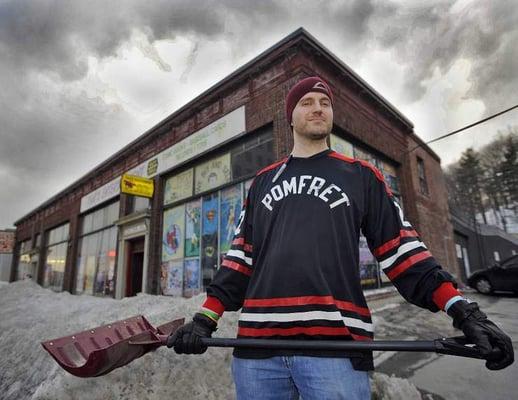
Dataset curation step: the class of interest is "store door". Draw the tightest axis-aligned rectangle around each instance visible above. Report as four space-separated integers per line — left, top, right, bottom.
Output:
126 237 145 297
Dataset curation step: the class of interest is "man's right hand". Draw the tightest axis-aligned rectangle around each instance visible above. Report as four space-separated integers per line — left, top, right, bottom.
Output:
167 313 217 354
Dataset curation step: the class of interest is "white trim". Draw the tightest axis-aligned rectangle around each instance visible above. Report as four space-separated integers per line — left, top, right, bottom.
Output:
226 249 253 266
239 311 373 332
380 240 427 270
393 201 412 227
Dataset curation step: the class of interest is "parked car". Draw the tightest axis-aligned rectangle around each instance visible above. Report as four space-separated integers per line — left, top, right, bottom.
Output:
467 254 518 294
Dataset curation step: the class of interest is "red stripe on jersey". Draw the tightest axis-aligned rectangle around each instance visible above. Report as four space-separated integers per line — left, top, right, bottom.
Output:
202 296 225 316
432 282 462 310
221 259 252 276
328 151 392 196
374 229 419 257
243 295 370 317
232 237 253 252
386 251 433 280
238 326 351 337
256 158 289 176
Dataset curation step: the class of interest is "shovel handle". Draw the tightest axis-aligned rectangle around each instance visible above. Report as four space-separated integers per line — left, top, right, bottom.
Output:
197 337 486 359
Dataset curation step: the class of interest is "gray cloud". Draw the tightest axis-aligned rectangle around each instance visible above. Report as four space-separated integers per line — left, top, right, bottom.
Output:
0 0 517 228
372 1 518 111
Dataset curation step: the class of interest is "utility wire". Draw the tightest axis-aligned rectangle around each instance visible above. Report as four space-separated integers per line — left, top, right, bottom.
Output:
407 104 518 154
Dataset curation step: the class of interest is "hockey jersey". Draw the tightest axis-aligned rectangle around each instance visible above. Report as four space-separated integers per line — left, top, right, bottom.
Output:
202 148 460 370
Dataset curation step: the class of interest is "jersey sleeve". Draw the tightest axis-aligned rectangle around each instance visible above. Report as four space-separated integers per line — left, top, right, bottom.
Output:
202 181 256 316
360 165 461 312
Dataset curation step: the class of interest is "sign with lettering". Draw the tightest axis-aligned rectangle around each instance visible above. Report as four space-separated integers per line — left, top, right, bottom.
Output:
80 106 245 212
120 174 154 198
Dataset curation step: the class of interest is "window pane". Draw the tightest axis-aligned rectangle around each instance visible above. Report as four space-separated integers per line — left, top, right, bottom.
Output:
185 199 201 257
183 258 201 297
162 205 186 261
133 196 150 212
164 169 194 205
43 242 67 292
232 138 274 181
330 134 354 158
201 193 219 288
92 209 103 232
195 153 231 194
220 184 242 254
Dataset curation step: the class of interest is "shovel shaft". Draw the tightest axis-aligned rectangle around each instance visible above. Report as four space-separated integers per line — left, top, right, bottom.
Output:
202 337 434 352
199 337 485 359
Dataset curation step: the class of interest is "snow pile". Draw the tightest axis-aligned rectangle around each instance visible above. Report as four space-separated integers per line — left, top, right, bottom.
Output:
370 372 422 400
0 281 425 399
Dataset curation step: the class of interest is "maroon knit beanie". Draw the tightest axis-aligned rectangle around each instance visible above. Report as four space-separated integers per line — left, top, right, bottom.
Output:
285 76 334 124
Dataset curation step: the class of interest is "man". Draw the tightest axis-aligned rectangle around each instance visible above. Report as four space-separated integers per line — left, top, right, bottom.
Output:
168 77 514 399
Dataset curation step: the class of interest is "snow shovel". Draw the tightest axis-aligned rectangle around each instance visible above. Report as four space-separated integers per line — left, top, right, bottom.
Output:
41 315 493 378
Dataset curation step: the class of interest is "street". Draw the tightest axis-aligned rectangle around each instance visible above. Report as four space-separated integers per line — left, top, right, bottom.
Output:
371 292 517 400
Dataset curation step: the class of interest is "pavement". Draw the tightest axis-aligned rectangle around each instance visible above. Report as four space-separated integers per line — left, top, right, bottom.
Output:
366 289 517 400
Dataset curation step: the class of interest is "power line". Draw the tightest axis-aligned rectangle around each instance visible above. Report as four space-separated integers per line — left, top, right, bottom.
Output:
407 104 518 154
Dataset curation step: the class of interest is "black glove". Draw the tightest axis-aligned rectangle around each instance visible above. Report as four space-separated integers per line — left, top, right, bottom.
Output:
447 300 514 370
167 313 217 354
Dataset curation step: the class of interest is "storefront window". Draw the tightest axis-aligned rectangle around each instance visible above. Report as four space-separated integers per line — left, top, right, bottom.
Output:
331 134 403 289
76 201 119 296
164 169 193 205
195 153 232 195
160 128 274 297
17 239 33 280
43 223 70 291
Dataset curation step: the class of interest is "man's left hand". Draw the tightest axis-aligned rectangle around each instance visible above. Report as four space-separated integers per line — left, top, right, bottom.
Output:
448 300 514 370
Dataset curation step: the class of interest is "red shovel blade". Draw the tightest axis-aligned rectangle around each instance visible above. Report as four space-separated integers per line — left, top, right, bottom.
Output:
41 316 184 378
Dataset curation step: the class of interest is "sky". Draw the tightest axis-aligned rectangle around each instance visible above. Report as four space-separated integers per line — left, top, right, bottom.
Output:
1 0 517 228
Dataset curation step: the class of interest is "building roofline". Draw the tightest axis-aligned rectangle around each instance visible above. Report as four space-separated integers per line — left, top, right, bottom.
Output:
16 27 426 226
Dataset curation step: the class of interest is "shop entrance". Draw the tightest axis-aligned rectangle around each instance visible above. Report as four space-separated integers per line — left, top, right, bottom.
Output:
125 237 145 297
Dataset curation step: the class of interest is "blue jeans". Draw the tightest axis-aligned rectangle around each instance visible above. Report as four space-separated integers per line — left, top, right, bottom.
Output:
231 356 371 400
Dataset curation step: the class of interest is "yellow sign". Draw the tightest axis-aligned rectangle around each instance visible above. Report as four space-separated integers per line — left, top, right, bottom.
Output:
120 174 154 198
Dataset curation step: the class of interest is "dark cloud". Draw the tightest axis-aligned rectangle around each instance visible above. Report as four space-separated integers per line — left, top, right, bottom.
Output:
372 1 518 110
0 0 516 228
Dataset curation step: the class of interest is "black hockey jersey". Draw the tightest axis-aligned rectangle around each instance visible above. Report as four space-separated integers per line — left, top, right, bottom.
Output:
203 148 459 370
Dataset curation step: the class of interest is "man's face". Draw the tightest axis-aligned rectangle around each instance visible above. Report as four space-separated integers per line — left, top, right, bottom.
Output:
291 91 333 141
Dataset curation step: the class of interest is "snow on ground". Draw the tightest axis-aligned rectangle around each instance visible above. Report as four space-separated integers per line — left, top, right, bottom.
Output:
1 281 424 399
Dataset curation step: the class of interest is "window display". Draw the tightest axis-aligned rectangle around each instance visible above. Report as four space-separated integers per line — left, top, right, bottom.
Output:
162 205 186 261
330 134 354 158
164 168 193 205
220 185 242 254
201 193 219 287
195 153 231 194
43 223 69 292
185 199 201 257
76 201 119 296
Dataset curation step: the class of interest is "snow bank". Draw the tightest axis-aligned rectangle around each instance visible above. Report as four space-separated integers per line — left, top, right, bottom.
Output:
0 281 425 399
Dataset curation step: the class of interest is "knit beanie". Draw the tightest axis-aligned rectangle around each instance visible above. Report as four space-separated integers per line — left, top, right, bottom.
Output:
285 76 334 124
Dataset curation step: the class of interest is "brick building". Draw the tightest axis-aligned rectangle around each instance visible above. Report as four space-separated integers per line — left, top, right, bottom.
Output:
0 229 15 281
12 28 459 298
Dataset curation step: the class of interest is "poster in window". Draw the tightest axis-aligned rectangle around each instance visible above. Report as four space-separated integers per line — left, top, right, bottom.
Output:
380 161 399 193
162 205 185 261
95 252 108 295
164 169 193 205
220 184 242 253
183 258 201 297
160 260 183 296
195 153 231 194
201 193 219 276
330 135 354 158
84 255 97 295
185 199 201 257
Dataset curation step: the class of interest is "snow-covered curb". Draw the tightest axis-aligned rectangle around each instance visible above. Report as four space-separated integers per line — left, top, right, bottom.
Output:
0 281 424 399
